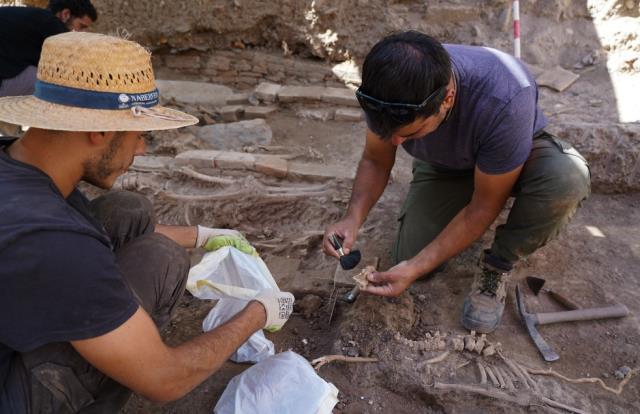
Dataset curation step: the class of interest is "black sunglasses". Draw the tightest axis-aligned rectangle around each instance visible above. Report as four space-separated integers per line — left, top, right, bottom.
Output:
355 85 446 119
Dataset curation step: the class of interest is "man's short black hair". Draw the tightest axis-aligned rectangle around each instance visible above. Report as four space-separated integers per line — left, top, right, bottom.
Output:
360 31 451 140
47 0 98 21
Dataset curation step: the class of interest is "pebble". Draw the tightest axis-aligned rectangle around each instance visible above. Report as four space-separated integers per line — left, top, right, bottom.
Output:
614 366 631 380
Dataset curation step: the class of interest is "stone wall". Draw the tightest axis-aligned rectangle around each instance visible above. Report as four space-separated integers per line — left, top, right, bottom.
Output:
155 48 344 90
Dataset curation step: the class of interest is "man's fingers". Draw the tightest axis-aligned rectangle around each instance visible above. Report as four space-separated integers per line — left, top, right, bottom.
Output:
322 232 341 259
362 283 397 297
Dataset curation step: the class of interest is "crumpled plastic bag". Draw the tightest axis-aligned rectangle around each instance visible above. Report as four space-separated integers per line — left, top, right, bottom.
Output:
187 246 280 363
202 297 274 364
187 246 279 301
213 351 339 414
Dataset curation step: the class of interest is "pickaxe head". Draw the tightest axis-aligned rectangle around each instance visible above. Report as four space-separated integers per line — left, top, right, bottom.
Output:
515 284 560 362
525 276 546 296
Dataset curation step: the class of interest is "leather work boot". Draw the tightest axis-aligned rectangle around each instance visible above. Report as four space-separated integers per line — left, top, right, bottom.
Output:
461 262 509 333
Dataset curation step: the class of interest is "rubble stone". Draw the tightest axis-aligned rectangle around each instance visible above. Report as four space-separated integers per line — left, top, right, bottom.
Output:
322 87 359 107
197 119 273 151
288 162 355 181
214 152 256 170
254 82 282 103
536 66 580 92
156 80 232 106
174 150 221 167
244 106 278 119
278 86 326 103
131 156 172 172
296 109 334 122
219 105 245 122
335 108 363 122
226 92 251 105
255 155 288 178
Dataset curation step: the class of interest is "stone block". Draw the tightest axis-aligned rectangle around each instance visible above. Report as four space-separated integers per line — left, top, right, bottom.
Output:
164 55 201 70
335 108 363 122
205 56 231 71
255 155 288 178
156 80 232 106
131 156 172 172
197 119 273 151
536 66 580 92
254 82 282 103
322 87 359 107
296 109 334 122
288 162 355 181
278 85 326 103
245 105 278 119
219 105 245 122
174 150 222 167
214 151 256 170
226 92 250 105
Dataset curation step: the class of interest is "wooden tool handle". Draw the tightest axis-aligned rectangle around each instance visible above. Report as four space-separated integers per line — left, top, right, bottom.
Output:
549 290 580 310
536 304 629 325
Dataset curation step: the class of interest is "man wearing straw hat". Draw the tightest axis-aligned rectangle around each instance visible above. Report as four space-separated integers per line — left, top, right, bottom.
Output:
0 32 294 412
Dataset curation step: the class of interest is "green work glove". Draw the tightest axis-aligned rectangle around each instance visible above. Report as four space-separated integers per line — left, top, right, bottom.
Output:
203 234 258 257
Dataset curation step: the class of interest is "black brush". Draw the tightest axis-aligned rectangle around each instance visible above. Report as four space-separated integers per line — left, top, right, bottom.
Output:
329 234 362 270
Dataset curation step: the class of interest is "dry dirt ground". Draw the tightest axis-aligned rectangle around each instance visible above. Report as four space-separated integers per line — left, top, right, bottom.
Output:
119 106 640 413
1 1 638 413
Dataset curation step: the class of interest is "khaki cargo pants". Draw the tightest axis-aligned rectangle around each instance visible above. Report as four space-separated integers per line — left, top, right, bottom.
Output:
393 132 591 269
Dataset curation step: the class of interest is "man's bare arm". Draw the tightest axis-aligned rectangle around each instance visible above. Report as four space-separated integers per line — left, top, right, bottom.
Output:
323 129 397 256
155 224 197 248
365 165 523 296
346 128 398 225
72 302 266 402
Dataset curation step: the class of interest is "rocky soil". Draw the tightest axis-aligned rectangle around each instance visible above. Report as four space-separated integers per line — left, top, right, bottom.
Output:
1 0 638 413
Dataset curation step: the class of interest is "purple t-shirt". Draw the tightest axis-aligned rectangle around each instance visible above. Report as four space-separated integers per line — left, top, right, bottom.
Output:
401 44 548 174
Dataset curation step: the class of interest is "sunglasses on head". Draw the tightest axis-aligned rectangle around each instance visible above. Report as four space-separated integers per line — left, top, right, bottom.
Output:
355 85 446 120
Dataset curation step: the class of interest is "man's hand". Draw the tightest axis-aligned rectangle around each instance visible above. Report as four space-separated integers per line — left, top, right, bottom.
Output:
323 216 360 258
196 225 242 248
251 290 294 332
362 261 419 297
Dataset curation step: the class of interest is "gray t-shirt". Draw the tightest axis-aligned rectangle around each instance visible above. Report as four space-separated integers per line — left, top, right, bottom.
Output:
401 44 548 174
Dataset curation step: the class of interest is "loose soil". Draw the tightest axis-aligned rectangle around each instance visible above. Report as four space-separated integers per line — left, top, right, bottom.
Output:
119 106 640 414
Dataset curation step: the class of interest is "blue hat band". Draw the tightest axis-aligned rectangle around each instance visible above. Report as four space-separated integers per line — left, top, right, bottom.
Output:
34 80 159 110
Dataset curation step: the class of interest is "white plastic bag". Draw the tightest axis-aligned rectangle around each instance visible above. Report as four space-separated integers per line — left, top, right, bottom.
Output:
213 351 339 414
202 297 275 363
187 246 279 300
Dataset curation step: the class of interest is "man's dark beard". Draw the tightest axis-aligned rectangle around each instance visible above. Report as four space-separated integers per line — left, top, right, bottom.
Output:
82 133 125 188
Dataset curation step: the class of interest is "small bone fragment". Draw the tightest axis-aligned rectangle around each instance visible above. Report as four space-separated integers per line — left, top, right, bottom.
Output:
482 344 496 357
311 355 379 370
493 366 507 389
451 337 465 352
485 366 500 388
433 382 590 414
526 366 638 395
498 353 530 390
426 351 450 364
474 334 487 354
501 368 517 392
464 335 477 352
477 361 487 385
353 266 375 289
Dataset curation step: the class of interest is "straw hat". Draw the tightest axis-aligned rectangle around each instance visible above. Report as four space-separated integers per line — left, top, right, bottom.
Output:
0 32 198 131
